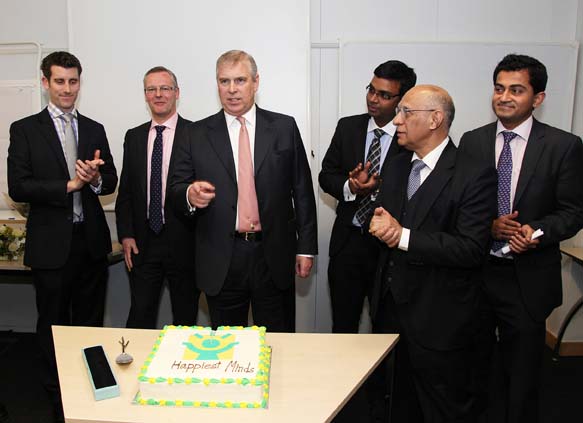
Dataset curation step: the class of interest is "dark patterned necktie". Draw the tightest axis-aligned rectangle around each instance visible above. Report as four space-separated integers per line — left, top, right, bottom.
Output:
492 131 518 252
354 128 385 226
149 125 165 234
407 159 426 200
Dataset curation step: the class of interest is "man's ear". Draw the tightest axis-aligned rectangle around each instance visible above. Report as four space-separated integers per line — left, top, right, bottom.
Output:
533 91 546 110
429 110 444 130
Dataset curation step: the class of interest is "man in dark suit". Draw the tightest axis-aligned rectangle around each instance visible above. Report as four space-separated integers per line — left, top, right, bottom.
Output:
7 51 117 422
458 54 583 423
171 50 317 332
369 85 497 422
319 60 416 334
115 66 198 329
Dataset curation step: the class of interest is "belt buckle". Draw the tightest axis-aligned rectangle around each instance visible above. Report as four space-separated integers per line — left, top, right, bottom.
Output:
244 232 251 241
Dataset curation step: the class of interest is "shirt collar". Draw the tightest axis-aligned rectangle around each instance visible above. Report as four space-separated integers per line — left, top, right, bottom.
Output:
496 115 533 142
47 102 78 120
224 104 257 128
412 136 450 170
367 117 396 138
150 112 178 131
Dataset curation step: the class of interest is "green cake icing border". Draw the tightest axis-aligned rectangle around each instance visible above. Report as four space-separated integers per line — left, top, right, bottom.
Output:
137 325 271 408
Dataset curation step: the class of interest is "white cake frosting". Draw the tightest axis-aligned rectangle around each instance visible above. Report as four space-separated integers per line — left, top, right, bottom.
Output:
136 325 271 408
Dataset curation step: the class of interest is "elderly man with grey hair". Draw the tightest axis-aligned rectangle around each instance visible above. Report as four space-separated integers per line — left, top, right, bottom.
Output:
369 85 497 422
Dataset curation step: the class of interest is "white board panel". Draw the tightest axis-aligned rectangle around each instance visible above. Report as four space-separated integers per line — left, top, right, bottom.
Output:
68 0 311 198
340 41 579 141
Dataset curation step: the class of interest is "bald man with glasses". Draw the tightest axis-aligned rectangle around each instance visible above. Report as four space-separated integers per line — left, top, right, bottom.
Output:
369 85 497 422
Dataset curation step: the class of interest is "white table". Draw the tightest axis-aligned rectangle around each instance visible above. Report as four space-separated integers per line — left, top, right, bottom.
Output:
53 326 398 423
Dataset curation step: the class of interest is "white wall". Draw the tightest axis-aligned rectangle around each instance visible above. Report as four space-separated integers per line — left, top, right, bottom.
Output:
312 0 583 336
1 0 582 338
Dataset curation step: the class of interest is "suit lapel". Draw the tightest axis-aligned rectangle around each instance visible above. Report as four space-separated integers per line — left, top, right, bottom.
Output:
514 119 545 208
136 122 150 201
207 111 236 183
76 113 89 160
353 114 369 166
39 108 69 176
407 141 456 228
166 116 185 199
380 129 403 176
382 151 411 219
484 122 497 168
254 107 274 175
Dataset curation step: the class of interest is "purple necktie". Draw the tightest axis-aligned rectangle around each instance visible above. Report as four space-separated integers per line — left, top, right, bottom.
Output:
492 131 518 252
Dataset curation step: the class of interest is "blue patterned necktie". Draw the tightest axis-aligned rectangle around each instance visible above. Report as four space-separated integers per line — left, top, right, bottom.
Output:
354 128 385 226
492 131 518 252
149 125 165 234
407 159 426 200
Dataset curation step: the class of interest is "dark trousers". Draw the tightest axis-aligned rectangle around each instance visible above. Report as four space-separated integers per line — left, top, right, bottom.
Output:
328 226 379 333
32 224 108 422
475 260 545 423
206 238 295 332
376 291 476 423
126 227 199 329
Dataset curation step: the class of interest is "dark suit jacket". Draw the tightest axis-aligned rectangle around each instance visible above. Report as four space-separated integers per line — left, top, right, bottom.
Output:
319 113 402 256
115 115 195 271
7 107 117 269
170 107 318 296
371 141 497 350
458 119 583 321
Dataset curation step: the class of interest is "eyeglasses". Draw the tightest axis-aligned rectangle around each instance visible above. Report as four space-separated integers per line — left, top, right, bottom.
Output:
395 106 436 117
144 86 176 95
366 84 400 101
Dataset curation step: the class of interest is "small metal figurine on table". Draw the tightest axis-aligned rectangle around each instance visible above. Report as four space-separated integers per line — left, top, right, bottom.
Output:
115 337 133 365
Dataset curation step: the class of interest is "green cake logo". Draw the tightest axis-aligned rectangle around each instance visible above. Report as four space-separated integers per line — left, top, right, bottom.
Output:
182 333 239 360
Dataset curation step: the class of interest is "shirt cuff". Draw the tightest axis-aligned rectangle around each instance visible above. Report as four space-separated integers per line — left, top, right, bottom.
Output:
398 228 410 251
297 254 315 258
186 185 196 213
90 175 102 194
343 180 356 202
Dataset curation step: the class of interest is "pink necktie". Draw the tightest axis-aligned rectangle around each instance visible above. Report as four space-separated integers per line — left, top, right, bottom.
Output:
236 117 261 232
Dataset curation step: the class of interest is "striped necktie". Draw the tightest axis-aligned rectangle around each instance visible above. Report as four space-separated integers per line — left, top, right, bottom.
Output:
354 128 385 226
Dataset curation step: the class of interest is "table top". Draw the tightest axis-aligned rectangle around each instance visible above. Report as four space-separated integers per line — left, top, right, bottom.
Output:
0 242 123 273
0 209 26 224
53 326 398 423
560 246 583 263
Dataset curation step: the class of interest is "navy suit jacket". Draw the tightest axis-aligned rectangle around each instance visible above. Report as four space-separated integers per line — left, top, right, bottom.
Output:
458 119 583 321
170 107 317 295
115 115 195 270
371 141 497 350
319 113 402 256
8 108 117 269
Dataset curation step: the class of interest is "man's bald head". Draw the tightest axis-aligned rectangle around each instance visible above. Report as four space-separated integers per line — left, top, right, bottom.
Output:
393 85 455 157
